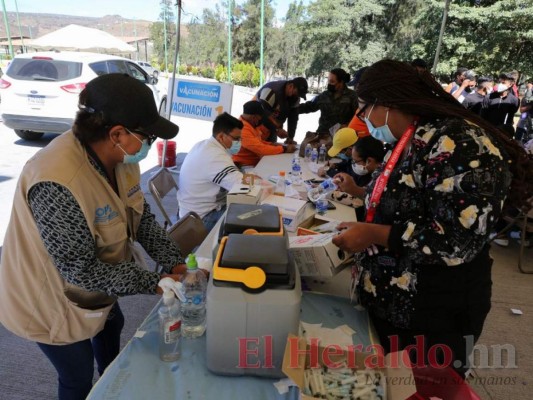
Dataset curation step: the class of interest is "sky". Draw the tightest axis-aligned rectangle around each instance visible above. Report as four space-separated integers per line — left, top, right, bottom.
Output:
5 0 310 22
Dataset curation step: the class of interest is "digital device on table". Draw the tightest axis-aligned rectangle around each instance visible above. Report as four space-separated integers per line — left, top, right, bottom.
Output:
304 178 325 186
311 200 336 210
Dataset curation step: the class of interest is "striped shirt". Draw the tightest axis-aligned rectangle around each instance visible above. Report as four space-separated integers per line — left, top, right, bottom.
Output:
178 137 243 218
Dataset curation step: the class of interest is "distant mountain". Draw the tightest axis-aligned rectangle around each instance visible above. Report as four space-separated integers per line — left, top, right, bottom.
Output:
0 12 153 40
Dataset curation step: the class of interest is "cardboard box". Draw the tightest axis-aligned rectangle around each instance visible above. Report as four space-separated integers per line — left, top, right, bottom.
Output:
289 232 352 277
282 335 416 400
226 182 263 205
297 214 341 236
261 194 307 233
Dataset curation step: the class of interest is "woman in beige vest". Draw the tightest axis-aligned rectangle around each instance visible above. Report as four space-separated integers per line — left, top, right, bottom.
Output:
0 74 194 400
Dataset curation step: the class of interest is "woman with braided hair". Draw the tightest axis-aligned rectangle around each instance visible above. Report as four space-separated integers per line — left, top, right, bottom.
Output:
332 59 533 377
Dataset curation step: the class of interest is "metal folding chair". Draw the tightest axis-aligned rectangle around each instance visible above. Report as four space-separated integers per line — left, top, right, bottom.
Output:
148 167 179 227
148 168 208 268
504 207 533 274
494 200 533 274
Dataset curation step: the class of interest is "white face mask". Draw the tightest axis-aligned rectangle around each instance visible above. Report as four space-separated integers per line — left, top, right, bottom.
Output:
351 163 368 175
495 83 509 93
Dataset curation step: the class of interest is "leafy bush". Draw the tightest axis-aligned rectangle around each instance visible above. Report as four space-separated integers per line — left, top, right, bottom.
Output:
201 66 215 79
215 64 228 82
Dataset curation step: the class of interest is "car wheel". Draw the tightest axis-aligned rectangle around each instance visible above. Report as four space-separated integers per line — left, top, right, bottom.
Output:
14 130 44 141
153 70 159 79
159 97 167 117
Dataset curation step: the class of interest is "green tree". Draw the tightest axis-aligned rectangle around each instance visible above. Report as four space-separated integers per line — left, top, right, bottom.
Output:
385 0 533 81
150 0 176 68
277 1 310 78
300 0 391 78
232 0 276 65
181 5 227 66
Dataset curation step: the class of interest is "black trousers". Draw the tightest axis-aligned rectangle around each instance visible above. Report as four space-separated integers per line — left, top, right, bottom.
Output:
370 248 493 379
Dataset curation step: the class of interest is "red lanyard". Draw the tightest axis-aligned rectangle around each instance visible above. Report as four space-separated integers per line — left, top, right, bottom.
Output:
365 120 419 223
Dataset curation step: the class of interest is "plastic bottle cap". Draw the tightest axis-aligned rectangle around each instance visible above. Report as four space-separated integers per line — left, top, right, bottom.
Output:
186 253 198 270
163 290 176 305
279 171 285 176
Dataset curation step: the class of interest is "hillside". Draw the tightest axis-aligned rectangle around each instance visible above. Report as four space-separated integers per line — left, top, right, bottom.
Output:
0 12 153 39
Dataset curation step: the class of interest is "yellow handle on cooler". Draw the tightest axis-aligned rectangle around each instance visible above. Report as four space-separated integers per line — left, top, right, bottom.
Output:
212 236 267 289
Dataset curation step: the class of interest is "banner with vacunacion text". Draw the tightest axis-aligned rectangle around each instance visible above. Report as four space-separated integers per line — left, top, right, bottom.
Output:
167 78 234 122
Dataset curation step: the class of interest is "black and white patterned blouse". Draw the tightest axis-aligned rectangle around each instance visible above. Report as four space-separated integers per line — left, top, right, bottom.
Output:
28 155 183 297
357 118 512 328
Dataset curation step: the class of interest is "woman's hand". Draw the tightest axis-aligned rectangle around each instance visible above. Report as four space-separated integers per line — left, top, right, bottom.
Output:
333 172 357 194
332 223 392 253
336 221 358 231
172 263 187 276
317 162 330 177
334 173 367 198
156 274 183 295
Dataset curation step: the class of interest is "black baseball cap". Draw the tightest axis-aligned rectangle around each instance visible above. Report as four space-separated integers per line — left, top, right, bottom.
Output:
348 67 368 87
290 77 308 100
79 73 179 139
242 100 265 116
499 72 514 81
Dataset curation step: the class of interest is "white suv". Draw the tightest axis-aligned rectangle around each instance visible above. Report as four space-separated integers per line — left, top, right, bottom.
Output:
137 61 159 78
0 51 167 141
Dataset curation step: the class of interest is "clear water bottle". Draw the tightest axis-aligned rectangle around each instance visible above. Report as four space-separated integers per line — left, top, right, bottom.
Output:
315 195 329 215
274 171 287 196
291 156 303 185
308 178 338 202
311 147 318 163
318 144 327 164
181 254 207 338
304 143 313 162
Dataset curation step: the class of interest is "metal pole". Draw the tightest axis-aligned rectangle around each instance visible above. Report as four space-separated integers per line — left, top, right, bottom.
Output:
167 0 181 118
161 0 182 168
14 0 25 52
133 18 138 60
259 0 265 86
227 0 232 82
1 0 14 59
175 1 180 69
432 0 451 75
163 3 168 73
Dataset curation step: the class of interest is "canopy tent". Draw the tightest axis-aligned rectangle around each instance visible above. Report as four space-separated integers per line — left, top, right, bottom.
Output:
31 24 136 54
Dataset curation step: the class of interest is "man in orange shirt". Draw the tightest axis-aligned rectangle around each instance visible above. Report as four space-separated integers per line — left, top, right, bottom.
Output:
232 101 297 168
347 67 370 138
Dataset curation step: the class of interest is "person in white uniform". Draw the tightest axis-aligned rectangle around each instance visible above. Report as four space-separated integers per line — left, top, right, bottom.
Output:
177 112 244 232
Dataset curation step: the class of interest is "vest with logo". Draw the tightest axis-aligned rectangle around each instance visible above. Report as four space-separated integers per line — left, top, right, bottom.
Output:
0 131 144 344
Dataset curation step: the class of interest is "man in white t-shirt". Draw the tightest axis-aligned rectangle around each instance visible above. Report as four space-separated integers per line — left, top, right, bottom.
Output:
177 113 243 231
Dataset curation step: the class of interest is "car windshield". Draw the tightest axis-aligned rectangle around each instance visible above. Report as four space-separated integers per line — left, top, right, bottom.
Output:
6 58 82 82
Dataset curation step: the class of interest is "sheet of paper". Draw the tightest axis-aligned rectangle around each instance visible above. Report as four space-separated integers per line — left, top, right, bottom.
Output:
300 321 355 350
273 378 297 395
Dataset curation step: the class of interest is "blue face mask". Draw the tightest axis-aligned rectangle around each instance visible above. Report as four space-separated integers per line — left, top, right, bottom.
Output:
338 153 350 161
119 131 151 164
229 140 241 155
364 104 397 144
